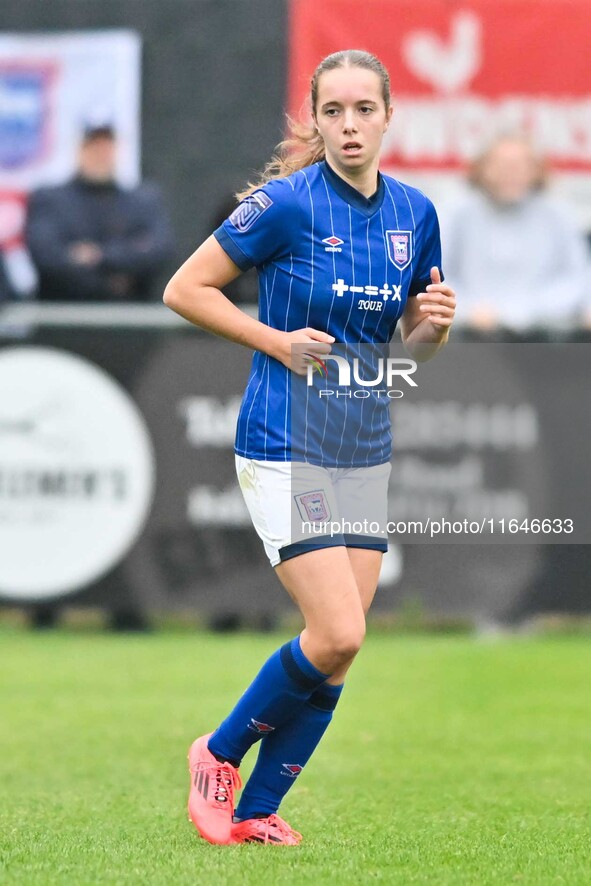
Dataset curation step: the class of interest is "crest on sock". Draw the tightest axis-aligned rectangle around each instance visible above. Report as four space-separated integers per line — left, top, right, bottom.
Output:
248 718 275 734
281 763 303 778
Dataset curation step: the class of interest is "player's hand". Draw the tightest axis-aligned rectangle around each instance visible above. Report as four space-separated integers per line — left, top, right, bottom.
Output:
272 327 335 375
416 267 456 329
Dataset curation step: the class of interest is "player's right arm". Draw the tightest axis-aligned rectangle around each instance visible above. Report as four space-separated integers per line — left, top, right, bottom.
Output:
163 235 333 374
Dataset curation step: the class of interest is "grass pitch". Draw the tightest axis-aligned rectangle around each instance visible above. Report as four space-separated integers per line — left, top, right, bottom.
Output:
1 627 590 885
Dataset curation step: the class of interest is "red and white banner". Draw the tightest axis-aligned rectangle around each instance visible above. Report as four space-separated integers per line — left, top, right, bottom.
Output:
289 0 591 220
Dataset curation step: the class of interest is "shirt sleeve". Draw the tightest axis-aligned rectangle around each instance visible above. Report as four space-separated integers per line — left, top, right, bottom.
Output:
408 196 444 296
213 177 298 271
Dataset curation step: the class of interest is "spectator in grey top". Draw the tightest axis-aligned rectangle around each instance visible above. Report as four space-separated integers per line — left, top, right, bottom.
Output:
25 122 175 301
441 135 588 335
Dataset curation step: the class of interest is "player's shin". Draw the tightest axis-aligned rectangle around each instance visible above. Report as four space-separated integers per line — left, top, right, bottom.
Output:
207 635 331 765
234 681 344 821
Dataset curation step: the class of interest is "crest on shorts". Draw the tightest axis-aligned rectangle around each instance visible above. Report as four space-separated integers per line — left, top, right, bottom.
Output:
228 191 273 232
295 490 331 523
386 230 413 270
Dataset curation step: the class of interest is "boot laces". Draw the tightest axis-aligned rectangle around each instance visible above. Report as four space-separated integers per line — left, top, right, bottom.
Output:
192 760 242 808
212 763 241 805
261 814 302 843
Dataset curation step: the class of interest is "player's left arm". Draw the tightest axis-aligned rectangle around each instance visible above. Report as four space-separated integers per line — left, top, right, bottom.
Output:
400 267 456 361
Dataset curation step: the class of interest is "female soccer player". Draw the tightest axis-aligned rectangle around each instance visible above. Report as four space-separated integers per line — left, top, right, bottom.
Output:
164 49 456 846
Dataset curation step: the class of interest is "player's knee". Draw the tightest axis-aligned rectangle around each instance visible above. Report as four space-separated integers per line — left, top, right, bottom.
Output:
324 621 366 667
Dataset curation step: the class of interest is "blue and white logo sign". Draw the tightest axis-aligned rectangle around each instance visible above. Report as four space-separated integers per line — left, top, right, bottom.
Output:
0 67 53 170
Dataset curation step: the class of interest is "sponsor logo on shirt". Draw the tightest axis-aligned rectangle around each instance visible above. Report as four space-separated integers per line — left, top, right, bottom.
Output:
386 230 413 270
229 191 273 232
331 279 402 302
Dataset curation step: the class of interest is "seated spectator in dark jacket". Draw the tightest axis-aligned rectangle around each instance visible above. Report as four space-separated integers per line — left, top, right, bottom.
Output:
25 122 175 301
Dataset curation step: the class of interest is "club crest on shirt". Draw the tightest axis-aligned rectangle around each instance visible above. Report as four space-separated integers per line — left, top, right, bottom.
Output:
386 230 413 270
229 191 273 232
294 490 331 523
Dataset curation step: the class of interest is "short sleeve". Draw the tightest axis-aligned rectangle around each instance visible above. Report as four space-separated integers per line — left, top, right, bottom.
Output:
213 178 298 271
408 197 444 296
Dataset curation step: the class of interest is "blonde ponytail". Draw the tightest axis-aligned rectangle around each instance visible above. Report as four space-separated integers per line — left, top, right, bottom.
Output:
235 118 326 201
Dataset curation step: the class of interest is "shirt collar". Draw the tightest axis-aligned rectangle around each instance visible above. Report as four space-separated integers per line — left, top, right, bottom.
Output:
319 159 385 217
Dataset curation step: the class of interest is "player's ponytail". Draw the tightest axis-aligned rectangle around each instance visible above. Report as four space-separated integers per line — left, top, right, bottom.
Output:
235 118 325 202
236 49 391 202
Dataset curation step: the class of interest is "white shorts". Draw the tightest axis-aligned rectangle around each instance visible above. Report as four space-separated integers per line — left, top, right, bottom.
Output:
235 455 391 567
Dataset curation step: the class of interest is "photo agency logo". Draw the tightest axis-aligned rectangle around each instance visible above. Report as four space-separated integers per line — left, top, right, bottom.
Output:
304 353 418 399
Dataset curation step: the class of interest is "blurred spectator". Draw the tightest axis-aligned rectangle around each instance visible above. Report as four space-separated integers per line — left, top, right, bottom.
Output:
441 135 589 336
25 122 175 301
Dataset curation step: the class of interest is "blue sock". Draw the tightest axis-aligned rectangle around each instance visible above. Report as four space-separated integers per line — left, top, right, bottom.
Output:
207 636 330 765
235 681 344 820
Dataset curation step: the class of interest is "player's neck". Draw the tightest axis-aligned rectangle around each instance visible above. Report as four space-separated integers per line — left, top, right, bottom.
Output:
325 158 380 198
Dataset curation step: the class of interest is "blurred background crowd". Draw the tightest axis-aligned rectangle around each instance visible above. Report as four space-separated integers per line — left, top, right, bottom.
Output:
4 126 591 339
0 0 590 629
1 1 590 333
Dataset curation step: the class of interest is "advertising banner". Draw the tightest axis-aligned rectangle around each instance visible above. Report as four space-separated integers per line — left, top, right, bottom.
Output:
0 30 141 194
1 321 589 621
0 30 141 293
288 0 591 221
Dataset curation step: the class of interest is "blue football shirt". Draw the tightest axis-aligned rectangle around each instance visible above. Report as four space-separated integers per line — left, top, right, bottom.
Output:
214 159 443 466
